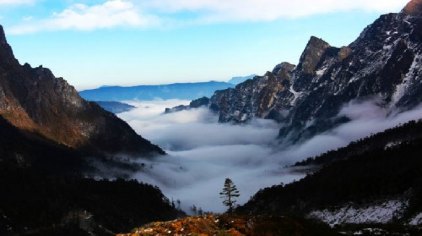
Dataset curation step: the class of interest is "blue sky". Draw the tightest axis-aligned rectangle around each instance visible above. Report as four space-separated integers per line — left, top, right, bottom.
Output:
0 0 409 90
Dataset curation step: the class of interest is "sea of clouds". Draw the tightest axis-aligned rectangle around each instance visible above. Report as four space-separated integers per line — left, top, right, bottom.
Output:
118 99 422 213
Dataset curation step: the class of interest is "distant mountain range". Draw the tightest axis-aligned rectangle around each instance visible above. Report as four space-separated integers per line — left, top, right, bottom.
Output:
79 75 257 102
79 81 235 101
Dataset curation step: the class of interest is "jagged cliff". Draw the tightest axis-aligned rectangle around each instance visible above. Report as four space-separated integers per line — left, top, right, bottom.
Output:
0 25 163 156
209 0 422 142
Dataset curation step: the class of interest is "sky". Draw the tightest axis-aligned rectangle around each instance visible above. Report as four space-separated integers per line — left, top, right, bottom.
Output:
0 0 410 90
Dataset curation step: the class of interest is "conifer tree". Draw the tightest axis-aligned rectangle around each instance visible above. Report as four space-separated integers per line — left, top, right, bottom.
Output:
219 178 240 212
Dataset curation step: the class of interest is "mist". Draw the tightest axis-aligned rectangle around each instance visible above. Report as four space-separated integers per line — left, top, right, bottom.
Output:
117 99 422 213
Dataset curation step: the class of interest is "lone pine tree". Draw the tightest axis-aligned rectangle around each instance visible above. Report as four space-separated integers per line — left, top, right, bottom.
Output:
220 178 240 212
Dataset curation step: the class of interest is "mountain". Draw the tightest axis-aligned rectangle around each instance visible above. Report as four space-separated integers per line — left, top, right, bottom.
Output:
79 81 234 101
0 115 86 175
208 1 422 143
227 74 256 85
0 25 163 156
0 25 181 235
95 101 136 114
164 97 210 113
237 119 422 231
0 157 183 235
295 119 422 167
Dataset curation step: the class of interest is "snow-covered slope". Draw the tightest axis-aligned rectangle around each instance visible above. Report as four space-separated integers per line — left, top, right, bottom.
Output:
308 199 408 226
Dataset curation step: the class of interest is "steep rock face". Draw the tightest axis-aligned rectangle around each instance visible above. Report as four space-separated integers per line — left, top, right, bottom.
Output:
210 64 295 123
0 25 163 155
296 36 331 75
164 96 210 113
209 1 422 142
95 101 135 114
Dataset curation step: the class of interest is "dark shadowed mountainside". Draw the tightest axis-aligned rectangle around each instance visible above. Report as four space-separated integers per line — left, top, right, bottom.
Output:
0 25 181 236
238 119 422 227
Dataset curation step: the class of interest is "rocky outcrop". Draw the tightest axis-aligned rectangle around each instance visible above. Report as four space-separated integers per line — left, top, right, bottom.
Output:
0 25 163 156
210 65 295 123
164 97 210 113
403 0 422 15
296 36 331 75
95 101 135 114
118 214 336 236
209 0 422 142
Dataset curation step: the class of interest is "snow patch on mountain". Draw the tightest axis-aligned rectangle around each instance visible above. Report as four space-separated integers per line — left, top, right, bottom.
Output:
392 54 422 106
308 199 408 226
409 212 422 225
288 84 302 106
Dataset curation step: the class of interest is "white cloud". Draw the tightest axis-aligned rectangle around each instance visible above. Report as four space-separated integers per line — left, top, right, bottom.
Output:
9 0 159 34
8 0 410 34
0 0 33 5
145 0 409 22
117 100 304 213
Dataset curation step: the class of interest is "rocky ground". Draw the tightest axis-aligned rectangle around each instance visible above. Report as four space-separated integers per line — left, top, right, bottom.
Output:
117 214 337 236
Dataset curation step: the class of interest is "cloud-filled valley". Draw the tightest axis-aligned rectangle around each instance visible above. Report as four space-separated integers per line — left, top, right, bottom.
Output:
118 99 422 213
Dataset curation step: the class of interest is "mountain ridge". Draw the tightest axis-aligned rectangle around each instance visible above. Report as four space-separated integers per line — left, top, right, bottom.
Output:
0 25 163 156
80 81 234 101
205 3 422 143
237 119 422 228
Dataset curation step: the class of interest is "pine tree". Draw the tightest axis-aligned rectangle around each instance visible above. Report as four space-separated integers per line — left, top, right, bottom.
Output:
219 178 240 213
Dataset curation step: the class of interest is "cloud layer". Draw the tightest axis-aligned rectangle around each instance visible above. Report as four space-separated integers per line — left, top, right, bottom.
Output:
119 100 304 213
8 0 409 34
147 0 409 22
0 0 33 5
116 99 422 213
9 0 158 34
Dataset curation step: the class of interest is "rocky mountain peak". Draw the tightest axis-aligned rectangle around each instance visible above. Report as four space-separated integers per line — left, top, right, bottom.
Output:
0 25 6 44
0 24 164 156
207 0 422 143
297 36 331 74
0 26 17 66
272 62 295 79
402 0 422 16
